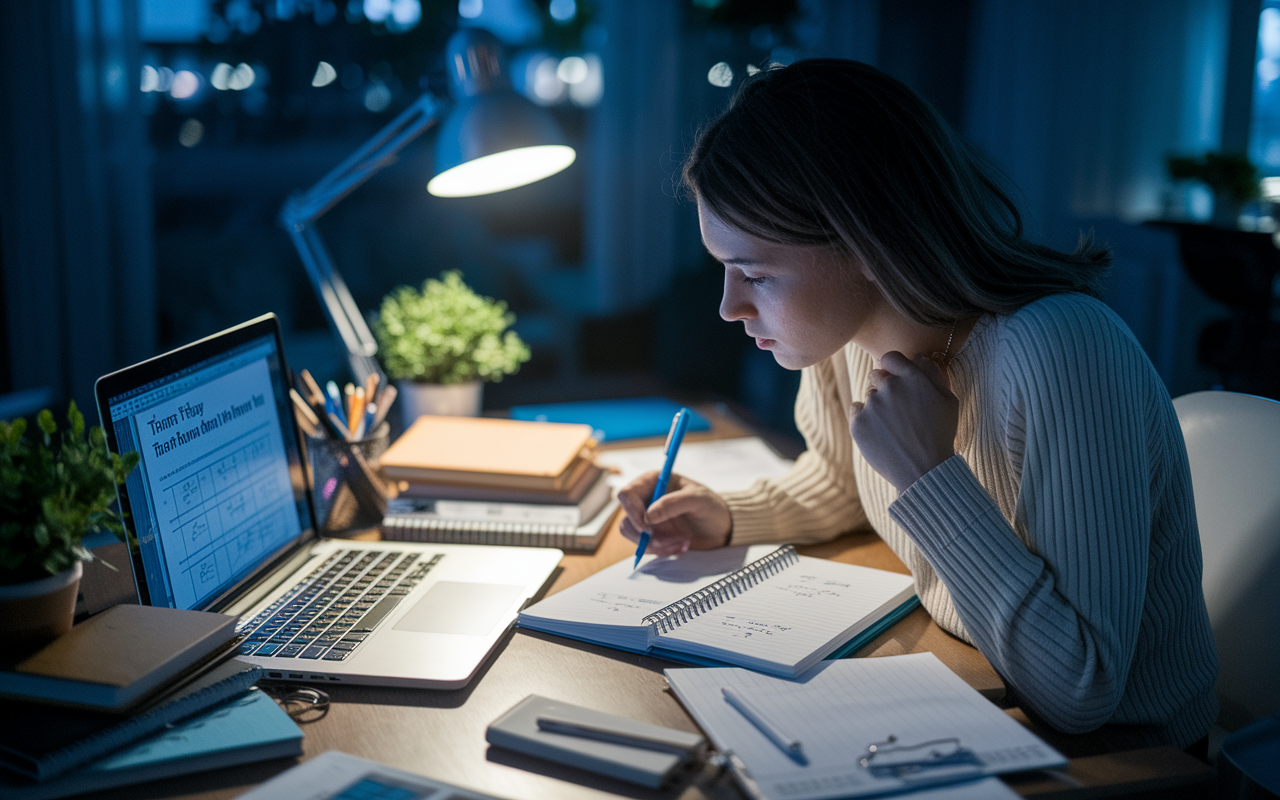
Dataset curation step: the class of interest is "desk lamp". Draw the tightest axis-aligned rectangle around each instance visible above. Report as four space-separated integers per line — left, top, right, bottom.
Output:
280 28 576 382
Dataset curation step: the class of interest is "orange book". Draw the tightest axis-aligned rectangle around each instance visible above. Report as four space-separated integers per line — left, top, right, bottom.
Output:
379 416 596 490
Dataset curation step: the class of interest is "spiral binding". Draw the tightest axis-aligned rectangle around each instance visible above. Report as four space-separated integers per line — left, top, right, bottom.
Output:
642 545 800 634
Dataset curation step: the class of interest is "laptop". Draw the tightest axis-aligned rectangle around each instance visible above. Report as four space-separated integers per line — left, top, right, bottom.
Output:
95 314 563 689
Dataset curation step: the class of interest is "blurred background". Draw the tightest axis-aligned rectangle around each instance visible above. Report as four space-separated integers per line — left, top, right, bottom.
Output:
3 0 1280 445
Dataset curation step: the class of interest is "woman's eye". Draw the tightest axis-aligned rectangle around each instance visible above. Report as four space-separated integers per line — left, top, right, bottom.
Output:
743 276 768 287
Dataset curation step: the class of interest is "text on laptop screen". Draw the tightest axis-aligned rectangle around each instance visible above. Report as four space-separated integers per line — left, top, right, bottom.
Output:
106 335 305 609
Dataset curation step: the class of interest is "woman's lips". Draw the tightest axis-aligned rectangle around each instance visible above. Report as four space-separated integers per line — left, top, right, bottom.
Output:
755 337 775 349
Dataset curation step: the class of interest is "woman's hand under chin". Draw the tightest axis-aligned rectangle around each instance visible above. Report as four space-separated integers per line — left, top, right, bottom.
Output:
616 471 733 557
850 350 959 493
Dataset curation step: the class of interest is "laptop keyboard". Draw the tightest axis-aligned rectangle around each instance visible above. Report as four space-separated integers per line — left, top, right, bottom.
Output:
237 549 442 662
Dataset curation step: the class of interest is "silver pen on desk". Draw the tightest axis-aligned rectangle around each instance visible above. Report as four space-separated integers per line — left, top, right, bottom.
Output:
721 687 804 760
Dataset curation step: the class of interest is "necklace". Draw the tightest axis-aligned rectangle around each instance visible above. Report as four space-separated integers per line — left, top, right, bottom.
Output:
929 319 958 366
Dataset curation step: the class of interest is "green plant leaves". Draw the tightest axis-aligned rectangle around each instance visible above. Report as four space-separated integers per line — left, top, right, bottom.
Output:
1165 152 1260 206
373 270 532 384
0 404 139 585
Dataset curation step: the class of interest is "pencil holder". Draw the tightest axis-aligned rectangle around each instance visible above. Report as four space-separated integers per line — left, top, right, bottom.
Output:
306 422 390 535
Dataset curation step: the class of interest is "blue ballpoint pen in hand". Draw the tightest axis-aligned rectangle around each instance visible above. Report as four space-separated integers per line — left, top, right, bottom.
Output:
633 407 692 569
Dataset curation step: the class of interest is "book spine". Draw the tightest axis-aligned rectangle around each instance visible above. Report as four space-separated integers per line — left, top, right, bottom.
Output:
42 667 262 782
642 546 799 636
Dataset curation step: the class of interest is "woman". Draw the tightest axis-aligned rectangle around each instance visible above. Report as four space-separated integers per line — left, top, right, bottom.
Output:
617 59 1217 752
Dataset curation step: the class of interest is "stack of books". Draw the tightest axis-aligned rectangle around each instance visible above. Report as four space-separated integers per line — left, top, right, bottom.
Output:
379 416 619 552
0 604 302 799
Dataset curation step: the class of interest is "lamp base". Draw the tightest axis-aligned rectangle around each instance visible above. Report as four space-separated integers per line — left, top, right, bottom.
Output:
398 379 483 423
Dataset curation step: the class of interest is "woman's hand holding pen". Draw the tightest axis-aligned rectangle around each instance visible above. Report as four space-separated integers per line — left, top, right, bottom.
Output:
617 471 732 557
850 350 959 493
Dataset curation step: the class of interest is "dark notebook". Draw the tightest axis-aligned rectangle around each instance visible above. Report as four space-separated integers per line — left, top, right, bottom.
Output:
0 659 261 782
0 604 239 712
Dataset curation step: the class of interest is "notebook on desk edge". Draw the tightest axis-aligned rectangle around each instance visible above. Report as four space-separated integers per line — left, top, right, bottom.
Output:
94 314 561 691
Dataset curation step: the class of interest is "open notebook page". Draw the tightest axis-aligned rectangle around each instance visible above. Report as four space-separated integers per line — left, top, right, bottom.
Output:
517 545 781 651
666 653 1065 800
650 556 915 677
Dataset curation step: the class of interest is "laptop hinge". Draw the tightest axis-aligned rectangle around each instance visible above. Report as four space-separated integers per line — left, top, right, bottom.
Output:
218 544 318 617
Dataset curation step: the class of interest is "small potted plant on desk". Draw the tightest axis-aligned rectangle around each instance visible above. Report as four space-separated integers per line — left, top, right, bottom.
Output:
0 402 138 655
373 270 531 421
1166 151 1261 227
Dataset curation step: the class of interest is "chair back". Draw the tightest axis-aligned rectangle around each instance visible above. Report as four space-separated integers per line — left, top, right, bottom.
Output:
1174 390 1280 729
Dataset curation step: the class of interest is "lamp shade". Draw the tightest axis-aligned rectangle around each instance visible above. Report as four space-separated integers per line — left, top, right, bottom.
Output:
428 28 575 198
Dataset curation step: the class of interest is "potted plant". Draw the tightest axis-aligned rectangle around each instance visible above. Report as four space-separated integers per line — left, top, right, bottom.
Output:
1166 151 1261 227
0 402 139 652
373 270 531 420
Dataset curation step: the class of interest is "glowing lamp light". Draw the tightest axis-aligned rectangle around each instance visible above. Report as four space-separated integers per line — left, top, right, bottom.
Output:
431 29 575 196
428 145 575 197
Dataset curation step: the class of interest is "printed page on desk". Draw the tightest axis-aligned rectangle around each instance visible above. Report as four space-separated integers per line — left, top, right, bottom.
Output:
650 556 915 677
517 545 781 652
595 437 793 494
666 653 1066 800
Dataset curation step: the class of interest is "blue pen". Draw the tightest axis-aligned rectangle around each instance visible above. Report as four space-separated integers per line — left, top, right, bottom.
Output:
325 381 348 429
634 408 692 569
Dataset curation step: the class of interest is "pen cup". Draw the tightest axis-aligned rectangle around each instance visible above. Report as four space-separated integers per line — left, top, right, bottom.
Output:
305 422 390 535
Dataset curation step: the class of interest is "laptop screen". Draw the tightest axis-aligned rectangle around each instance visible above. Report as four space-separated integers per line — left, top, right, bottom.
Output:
100 319 311 610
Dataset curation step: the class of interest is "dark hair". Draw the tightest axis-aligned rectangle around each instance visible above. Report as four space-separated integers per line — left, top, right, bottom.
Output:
683 59 1110 326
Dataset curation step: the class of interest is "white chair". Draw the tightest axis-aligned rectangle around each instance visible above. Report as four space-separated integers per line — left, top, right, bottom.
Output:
1174 390 1280 731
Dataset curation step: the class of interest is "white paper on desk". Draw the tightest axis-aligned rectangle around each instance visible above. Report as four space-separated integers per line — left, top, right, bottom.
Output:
518 545 782 651
595 437 793 494
666 653 1066 800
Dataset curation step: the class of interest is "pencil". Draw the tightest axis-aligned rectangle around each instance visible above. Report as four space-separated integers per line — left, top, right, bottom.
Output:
299 369 326 407
370 384 396 431
344 383 357 435
290 388 320 428
349 386 366 439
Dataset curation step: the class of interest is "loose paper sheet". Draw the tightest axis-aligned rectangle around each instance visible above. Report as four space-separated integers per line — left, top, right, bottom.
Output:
596 437 793 494
666 653 1066 800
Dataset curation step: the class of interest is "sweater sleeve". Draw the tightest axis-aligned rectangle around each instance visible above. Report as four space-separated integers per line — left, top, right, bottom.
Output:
722 356 868 545
889 300 1153 734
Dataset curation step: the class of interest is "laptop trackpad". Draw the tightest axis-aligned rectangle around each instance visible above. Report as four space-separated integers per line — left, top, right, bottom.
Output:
392 581 526 636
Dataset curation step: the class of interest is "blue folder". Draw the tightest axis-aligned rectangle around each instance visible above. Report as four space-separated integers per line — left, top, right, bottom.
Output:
509 397 711 442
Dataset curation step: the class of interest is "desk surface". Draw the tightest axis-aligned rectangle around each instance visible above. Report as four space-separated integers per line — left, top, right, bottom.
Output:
82 410 1210 800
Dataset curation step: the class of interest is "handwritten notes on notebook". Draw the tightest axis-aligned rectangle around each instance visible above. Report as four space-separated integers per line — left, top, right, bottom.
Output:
518 545 782 652
518 546 917 677
649 557 916 675
665 653 1066 800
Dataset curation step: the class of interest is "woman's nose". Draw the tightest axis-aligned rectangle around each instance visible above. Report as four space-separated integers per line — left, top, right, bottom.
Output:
720 275 755 322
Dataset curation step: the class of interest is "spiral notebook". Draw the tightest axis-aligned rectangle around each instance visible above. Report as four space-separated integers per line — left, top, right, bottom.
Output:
518 545 918 678
380 498 620 552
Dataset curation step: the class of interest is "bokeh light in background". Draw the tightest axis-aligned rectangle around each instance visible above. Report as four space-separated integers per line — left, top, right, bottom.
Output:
312 61 338 87
1253 3 1280 174
178 118 204 146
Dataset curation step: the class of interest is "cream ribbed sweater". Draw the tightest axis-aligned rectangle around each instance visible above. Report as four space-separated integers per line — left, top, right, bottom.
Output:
722 293 1217 748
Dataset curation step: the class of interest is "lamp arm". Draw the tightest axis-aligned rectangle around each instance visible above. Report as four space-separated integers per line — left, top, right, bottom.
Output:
279 93 446 384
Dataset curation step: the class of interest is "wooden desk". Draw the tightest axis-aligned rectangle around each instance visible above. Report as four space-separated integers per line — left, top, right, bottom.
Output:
86 412 1211 800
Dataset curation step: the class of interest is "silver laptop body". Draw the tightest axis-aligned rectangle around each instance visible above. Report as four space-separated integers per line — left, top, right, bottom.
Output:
95 314 561 690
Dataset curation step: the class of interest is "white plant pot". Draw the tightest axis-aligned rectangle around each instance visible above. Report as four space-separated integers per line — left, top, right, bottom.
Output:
397 379 483 423
0 561 83 653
